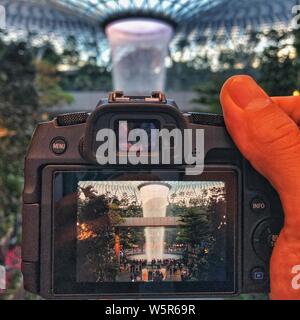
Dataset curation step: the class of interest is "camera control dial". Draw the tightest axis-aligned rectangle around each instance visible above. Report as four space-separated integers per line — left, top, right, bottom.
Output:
252 219 280 262
56 112 89 126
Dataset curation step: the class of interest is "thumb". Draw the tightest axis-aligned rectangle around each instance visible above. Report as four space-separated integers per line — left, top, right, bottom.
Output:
220 75 300 195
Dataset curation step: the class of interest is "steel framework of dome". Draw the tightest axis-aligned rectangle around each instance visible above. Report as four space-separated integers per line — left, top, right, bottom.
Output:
0 0 297 41
0 0 297 92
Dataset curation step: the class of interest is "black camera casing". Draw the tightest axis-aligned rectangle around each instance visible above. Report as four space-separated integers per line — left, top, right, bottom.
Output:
22 92 283 299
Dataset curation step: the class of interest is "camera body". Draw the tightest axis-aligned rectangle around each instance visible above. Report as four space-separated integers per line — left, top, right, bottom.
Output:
22 92 283 299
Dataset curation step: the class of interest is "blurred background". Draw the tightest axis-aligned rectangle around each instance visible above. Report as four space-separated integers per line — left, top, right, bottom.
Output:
0 0 299 299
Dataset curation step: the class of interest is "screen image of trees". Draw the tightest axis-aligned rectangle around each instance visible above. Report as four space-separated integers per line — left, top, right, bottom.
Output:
76 182 227 282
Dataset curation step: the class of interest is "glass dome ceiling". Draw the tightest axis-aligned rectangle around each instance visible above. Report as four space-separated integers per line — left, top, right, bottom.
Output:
0 0 296 41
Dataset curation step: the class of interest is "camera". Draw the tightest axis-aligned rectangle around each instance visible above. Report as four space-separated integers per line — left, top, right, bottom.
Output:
22 91 283 299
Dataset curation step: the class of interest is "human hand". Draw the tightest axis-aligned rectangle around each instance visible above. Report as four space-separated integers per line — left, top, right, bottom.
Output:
220 75 300 300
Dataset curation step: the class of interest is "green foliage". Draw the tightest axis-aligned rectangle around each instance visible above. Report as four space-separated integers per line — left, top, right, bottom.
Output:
0 36 75 240
191 29 300 113
190 33 259 113
175 205 212 245
62 36 80 66
119 227 145 254
59 62 112 91
116 197 144 253
34 42 62 66
259 30 297 96
0 269 23 300
0 39 39 238
0 36 77 300
57 36 112 92
35 60 74 108
168 187 226 281
77 188 146 280
78 188 123 282
166 62 210 91
192 73 236 114
33 36 112 94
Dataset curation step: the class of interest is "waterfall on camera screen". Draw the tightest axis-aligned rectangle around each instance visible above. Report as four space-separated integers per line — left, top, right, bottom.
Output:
139 183 170 261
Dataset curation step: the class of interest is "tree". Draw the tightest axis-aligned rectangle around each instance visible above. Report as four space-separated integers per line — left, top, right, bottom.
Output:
191 32 260 113
62 36 80 66
192 72 233 114
59 61 112 92
168 187 226 281
77 188 123 282
0 36 77 299
34 42 62 66
116 196 144 256
35 60 73 108
176 205 212 245
259 30 297 95
0 39 39 239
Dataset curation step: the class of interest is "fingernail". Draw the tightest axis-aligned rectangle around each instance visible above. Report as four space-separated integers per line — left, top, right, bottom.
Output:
227 76 272 110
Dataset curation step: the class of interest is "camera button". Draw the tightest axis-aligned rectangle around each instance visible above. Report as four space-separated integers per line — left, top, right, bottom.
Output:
250 267 265 281
50 137 67 155
250 197 267 212
252 219 280 262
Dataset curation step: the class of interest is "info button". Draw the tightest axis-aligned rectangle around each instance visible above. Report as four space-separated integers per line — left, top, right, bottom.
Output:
250 197 267 213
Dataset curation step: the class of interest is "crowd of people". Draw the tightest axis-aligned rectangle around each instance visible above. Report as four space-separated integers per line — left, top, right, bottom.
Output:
119 257 193 282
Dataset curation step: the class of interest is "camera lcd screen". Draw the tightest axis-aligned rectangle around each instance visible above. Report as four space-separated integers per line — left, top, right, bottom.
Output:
52 169 237 296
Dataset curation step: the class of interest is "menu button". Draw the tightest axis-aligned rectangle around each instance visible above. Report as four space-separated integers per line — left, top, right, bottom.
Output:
50 137 67 155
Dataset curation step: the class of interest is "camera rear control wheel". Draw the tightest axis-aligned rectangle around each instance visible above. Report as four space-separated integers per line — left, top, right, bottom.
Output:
252 219 280 262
